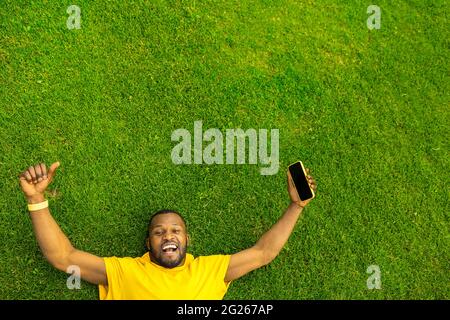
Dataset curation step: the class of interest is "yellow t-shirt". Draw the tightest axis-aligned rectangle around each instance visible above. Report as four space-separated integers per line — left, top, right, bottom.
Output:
99 253 232 300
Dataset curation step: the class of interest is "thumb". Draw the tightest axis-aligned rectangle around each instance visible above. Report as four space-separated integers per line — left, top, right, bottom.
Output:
47 161 60 182
287 171 294 186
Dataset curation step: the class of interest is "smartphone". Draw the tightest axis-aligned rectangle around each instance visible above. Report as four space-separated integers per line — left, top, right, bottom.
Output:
288 161 315 201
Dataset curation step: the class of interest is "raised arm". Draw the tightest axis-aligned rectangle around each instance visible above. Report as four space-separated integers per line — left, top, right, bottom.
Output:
19 162 107 285
225 168 317 282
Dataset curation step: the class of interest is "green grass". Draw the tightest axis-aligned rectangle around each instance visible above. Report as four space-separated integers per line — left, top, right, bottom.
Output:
0 0 448 299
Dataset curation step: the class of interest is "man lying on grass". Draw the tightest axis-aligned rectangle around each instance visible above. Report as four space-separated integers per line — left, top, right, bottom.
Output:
19 161 317 299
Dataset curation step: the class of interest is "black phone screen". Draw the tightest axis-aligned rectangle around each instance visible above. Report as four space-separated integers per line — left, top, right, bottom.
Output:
288 162 313 201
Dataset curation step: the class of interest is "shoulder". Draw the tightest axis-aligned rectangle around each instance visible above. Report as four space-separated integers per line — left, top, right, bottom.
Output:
193 254 231 268
195 254 231 261
104 254 147 269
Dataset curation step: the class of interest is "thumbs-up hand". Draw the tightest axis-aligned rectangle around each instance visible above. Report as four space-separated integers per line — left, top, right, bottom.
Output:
19 162 60 199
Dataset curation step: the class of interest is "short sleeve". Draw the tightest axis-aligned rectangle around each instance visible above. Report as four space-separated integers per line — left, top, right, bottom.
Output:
196 255 232 297
98 256 127 300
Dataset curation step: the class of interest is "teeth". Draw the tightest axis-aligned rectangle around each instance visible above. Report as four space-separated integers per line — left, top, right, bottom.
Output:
163 244 177 250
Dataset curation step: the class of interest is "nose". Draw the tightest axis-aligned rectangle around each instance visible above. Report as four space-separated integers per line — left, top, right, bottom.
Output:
162 232 176 242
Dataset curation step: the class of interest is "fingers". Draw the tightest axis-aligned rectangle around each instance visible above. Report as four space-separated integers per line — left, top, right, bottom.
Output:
307 176 317 191
47 161 60 182
305 168 317 191
20 162 57 184
286 171 295 186
40 163 48 180
28 166 37 183
35 163 43 182
22 170 33 183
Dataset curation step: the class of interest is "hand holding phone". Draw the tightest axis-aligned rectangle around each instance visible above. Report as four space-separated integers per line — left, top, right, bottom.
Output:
287 161 317 207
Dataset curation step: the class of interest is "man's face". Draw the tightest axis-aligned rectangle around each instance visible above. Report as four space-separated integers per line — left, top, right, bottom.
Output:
147 213 188 268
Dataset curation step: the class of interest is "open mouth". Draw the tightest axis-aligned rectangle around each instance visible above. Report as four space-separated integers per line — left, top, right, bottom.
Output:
161 243 178 255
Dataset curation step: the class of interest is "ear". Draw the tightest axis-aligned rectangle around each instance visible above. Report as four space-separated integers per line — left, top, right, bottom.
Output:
145 237 150 250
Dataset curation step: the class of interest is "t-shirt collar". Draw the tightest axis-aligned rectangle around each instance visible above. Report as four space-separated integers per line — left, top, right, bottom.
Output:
144 252 194 271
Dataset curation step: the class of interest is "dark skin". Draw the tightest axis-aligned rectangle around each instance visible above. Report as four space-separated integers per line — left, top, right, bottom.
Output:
145 213 190 268
19 161 317 285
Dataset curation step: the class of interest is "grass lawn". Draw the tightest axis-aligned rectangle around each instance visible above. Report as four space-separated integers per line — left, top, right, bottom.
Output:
0 0 448 299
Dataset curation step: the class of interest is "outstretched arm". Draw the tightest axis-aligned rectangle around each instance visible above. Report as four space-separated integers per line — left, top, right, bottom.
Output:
19 162 107 285
225 169 317 282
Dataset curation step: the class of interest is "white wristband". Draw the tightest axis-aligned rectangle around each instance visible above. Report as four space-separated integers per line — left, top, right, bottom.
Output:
28 200 49 212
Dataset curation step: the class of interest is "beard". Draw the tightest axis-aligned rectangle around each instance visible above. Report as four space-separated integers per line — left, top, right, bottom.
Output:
149 243 187 269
